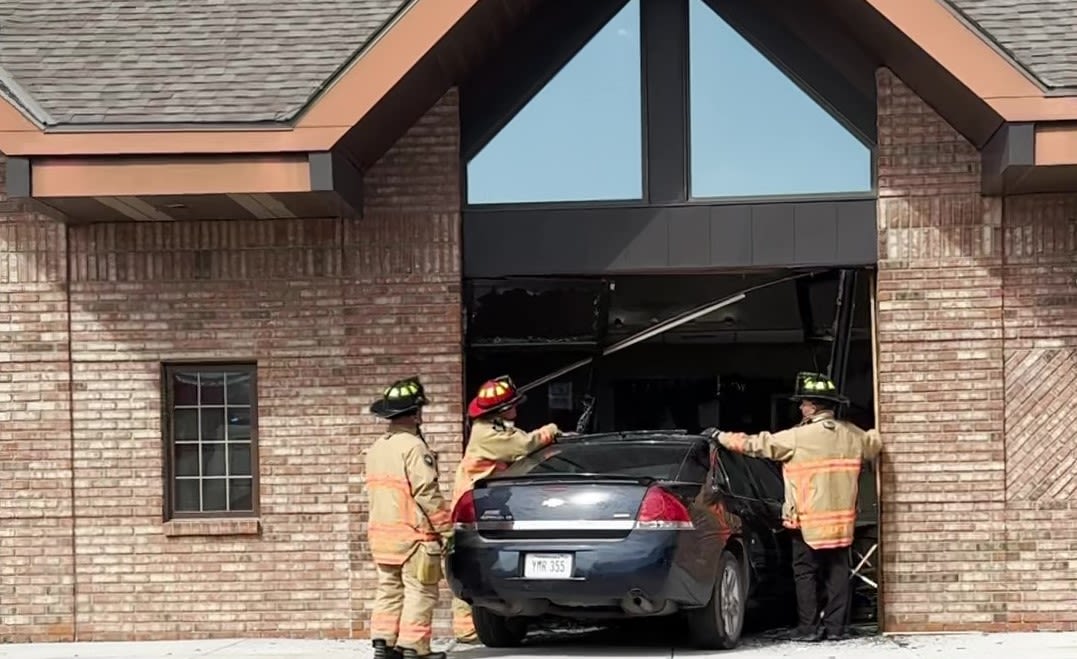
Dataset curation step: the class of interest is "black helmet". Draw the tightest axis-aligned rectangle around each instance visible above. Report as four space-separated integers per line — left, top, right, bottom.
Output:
369 376 428 419
790 372 849 406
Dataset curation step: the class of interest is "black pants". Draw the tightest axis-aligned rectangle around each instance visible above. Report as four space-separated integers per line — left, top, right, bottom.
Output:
791 532 850 635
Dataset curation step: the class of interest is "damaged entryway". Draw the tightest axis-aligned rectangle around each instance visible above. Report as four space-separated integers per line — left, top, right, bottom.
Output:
462 269 880 631
457 0 883 639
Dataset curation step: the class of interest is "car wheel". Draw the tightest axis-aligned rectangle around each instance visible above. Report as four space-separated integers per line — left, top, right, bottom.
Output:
472 606 528 648
687 549 746 650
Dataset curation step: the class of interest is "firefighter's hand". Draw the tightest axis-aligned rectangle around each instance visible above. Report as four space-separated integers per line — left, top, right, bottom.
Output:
701 427 721 441
543 423 562 443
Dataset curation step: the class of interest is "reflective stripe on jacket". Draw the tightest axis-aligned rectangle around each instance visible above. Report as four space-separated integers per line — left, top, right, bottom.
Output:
451 419 559 507
721 412 882 550
365 423 452 565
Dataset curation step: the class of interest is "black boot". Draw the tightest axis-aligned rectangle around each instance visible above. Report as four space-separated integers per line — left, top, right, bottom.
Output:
372 639 404 659
788 626 825 643
401 649 446 659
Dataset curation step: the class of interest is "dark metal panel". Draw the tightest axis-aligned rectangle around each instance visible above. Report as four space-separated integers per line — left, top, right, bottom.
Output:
750 204 796 265
668 205 710 267
708 205 752 266
794 203 840 264
6 157 31 197
308 151 362 217
641 0 689 202
836 200 878 264
464 199 877 276
610 207 670 270
982 122 1035 195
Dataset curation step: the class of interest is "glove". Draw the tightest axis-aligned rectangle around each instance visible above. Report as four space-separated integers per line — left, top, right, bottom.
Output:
542 423 562 444
701 427 721 441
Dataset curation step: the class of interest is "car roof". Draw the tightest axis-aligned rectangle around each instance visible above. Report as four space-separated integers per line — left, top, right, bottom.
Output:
556 430 704 446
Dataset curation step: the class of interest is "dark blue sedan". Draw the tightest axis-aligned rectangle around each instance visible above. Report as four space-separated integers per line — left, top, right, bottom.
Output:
446 431 795 650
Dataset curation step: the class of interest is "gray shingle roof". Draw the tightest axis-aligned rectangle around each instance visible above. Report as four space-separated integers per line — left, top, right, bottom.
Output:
0 0 1073 127
0 0 409 126
947 0 1077 89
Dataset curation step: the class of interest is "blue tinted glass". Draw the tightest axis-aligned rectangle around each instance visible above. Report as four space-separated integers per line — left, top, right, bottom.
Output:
466 0 643 205
688 0 872 198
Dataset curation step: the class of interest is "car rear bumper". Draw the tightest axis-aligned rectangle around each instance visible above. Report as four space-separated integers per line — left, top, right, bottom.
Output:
446 530 711 618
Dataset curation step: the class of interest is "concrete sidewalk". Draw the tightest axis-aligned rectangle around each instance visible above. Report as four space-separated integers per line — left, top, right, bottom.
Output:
3 633 1077 659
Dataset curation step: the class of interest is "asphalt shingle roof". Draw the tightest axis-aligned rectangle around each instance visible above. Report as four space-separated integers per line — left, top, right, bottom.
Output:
0 0 409 125
0 1 1073 126
947 0 1077 89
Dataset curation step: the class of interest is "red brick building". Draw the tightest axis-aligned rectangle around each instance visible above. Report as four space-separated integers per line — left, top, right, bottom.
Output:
1 0 1076 643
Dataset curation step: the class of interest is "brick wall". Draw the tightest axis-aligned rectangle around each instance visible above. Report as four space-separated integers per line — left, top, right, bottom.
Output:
0 163 75 642
0 90 463 641
999 194 1077 630
876 69 1077 632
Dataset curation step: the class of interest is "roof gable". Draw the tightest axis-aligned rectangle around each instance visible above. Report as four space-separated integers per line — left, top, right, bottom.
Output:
0 0 409 126
947 0 1077 89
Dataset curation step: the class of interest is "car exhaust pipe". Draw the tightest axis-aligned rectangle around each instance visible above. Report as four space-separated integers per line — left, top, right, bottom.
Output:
622 589 659 615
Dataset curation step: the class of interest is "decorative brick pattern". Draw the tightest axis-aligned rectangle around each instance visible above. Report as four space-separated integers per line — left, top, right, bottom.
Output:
877 69 1077 632
0 89 462 641
1000 193 1077 631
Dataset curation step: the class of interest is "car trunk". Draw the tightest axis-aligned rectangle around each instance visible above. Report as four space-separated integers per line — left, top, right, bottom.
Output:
471 474 653 541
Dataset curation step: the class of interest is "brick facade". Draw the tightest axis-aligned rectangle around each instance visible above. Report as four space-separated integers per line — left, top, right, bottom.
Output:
0 91 463 642
3 62 1077 641
876 69 1077 632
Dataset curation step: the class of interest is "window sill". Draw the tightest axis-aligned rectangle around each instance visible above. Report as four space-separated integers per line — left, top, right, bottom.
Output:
163 518 261 537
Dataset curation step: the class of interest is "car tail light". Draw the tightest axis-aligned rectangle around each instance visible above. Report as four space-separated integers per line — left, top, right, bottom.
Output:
636 486 694 530
452 490 477 530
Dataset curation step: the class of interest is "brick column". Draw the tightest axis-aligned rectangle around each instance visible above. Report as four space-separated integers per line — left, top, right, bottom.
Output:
0 159 76 642
875 69 1007 631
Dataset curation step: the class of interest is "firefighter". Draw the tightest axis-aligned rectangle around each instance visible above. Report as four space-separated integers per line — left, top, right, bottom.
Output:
704 372 881 643
449 375 562 643
365 377 453 659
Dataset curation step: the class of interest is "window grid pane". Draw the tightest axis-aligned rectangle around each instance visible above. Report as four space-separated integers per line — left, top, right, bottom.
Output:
168 367 256 516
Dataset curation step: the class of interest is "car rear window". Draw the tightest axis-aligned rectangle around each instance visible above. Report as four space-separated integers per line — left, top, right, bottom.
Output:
498 441 693 480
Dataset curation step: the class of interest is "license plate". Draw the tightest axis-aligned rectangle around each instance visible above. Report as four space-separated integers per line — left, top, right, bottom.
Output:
523 553 573 580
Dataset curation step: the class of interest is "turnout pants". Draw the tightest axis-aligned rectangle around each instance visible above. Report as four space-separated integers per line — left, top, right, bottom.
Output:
791 532 850 635
371 550 439 655
451 597 476 642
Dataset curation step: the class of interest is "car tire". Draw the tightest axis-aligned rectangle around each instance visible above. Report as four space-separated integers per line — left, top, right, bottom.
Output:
472 606 528 648
687 549 746 650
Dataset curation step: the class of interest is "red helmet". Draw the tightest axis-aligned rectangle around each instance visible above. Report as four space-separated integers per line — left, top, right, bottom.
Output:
467 375 526 419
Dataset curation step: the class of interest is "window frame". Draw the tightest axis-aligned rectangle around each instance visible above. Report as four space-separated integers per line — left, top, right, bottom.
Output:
460 0 878 211
161 362 260 521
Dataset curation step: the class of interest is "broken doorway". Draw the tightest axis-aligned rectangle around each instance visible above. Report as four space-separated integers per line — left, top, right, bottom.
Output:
463 268 880 631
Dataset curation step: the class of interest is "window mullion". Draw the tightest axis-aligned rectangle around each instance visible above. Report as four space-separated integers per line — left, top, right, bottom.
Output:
641 0 690 204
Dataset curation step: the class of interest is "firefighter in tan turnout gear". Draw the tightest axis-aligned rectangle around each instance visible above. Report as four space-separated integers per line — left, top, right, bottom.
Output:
365 377 453 659
706 372 881 643
449 375 562 643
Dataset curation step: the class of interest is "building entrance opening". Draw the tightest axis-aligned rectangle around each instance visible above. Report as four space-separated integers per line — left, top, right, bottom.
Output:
462 268 880 639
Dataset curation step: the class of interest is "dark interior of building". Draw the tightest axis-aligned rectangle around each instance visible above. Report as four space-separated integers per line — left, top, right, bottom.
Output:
463 268 880 629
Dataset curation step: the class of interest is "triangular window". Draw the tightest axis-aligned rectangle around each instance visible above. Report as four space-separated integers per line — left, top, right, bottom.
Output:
466 0 643 205
688 0 872 198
